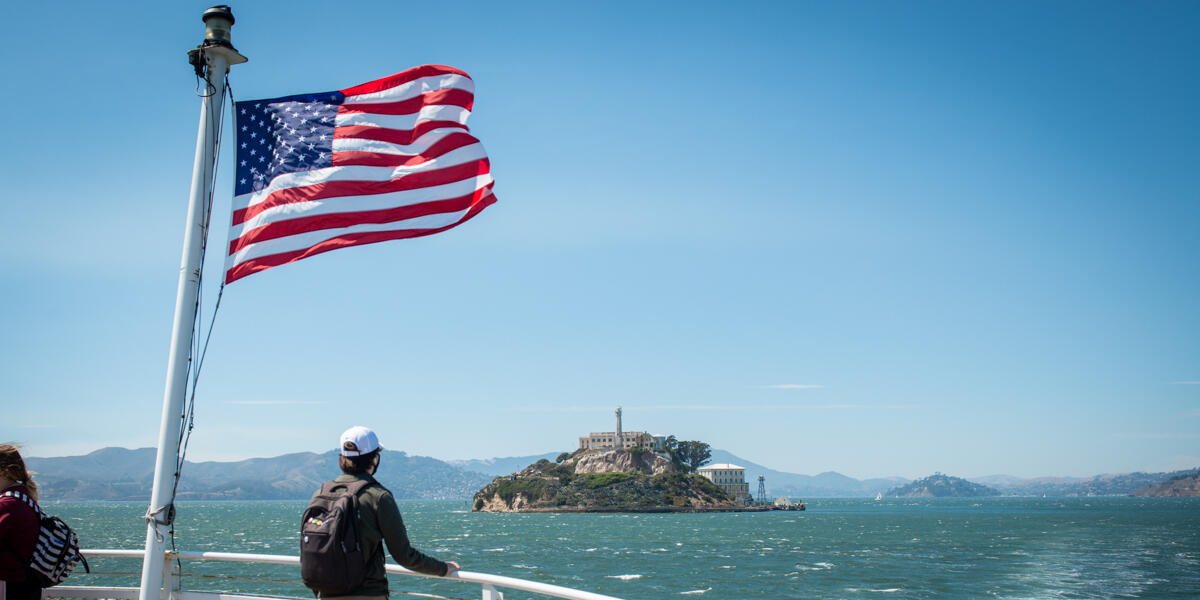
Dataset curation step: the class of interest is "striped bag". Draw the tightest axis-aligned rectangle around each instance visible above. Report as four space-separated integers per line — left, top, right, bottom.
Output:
2 490 89 587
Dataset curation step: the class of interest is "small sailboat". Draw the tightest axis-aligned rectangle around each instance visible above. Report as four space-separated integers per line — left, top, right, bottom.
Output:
875 492 883 501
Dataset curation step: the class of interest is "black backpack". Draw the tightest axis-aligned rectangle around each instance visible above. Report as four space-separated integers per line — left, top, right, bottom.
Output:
2 489 90 587
300 479 372 595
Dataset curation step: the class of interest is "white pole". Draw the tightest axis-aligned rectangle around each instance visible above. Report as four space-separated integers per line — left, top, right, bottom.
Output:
139 7 245 600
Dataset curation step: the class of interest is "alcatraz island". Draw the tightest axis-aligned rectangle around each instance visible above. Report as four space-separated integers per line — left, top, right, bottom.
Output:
471 408 804 513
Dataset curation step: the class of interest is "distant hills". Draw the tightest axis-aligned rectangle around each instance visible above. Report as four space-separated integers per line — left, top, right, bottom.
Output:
23 447 1199 501
444 452 561 476
26 448 492 501
1132 472 1200 497
886 473 999 498
705 450 909 498
975 468 1200 497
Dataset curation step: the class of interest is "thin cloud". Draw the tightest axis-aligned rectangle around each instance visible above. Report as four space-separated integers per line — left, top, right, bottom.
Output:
630 404 915 411
224 400 325 406
763 384 825 390
1114 433 1200 440
512 405 603 413
1170 381 1200 385
515 403 916 412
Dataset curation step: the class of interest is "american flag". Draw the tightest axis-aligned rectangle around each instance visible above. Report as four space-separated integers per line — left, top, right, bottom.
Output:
226 65 496 284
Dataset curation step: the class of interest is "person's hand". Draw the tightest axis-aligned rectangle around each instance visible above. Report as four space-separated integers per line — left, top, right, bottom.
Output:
444 561 461 575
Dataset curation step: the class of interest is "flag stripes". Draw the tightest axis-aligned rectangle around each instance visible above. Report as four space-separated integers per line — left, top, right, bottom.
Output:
232 155 492 225
228 65 495 283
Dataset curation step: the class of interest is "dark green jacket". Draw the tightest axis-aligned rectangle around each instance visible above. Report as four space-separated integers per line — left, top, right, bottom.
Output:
317 473 447 596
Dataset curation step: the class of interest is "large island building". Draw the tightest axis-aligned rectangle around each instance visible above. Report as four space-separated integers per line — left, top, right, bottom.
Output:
578 407 666 451
698 463 751 503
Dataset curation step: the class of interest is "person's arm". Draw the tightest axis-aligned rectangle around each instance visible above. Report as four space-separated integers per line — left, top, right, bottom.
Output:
375 490 452 576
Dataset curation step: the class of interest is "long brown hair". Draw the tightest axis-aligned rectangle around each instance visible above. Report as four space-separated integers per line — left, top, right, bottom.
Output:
0 443 38 502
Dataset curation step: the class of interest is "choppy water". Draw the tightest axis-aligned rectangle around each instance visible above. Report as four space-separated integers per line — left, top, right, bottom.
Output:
48 497 1200 599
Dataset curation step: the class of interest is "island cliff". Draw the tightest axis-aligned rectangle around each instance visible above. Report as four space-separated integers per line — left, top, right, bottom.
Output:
471 449 755 512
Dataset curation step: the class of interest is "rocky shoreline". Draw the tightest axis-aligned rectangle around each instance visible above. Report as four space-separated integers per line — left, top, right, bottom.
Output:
472 502 780 514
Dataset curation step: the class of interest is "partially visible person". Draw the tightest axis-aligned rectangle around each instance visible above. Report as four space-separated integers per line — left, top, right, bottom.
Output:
308 426 459 599
0 444 40 600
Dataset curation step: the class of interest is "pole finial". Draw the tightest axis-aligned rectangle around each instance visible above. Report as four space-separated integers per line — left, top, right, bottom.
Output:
201 5 238 49
189 5 247 70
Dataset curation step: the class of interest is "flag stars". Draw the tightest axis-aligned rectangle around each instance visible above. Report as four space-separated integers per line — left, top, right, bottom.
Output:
235 98 337 195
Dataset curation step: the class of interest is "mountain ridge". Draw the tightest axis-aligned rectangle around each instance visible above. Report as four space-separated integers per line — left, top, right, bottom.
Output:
27 447 493 501
25 448 1198 500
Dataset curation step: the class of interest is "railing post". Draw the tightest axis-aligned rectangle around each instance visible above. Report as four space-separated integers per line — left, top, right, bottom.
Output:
163 553 180 600
481 583 503 600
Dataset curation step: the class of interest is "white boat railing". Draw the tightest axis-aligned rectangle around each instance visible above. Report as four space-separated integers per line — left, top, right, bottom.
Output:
43 549 624 600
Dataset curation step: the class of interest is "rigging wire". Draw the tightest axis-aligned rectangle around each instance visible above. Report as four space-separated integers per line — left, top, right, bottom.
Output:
162 48 234 576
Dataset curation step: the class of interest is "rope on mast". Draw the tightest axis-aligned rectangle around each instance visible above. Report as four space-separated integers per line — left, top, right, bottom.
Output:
147 47 235 570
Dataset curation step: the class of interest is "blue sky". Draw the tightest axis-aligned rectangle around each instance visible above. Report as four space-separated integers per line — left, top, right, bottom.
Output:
2 1 1197 480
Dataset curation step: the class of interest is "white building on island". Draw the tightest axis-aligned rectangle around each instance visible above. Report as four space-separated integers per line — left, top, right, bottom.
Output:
578 407 666 451
697 463 751 503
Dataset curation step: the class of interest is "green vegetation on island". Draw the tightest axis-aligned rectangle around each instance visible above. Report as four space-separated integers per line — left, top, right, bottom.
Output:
885 473 999 498
471 446 756 512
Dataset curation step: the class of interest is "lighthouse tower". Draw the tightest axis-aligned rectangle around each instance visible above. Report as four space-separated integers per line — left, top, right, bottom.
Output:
615 407 623 448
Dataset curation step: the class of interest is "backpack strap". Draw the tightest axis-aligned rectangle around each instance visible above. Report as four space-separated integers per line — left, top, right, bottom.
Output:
1 490 46 518
320 479 373 496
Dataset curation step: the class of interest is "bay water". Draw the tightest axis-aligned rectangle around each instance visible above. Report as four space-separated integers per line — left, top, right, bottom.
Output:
49 497 1199 599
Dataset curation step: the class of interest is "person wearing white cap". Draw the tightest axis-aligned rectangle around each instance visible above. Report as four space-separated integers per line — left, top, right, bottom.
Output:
311 426 460 598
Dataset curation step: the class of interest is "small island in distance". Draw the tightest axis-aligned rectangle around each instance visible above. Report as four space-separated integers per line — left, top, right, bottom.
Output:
471 448 758 513
884 473 1000 498
472 408 806 513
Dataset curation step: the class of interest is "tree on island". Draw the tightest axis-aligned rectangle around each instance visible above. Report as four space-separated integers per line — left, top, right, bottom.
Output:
673 440 712 473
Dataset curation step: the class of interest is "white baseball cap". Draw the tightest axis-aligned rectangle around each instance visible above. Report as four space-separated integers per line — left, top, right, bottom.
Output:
340 426 382 456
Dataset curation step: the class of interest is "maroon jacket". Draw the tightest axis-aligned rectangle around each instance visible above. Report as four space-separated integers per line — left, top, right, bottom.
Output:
0 485 38 582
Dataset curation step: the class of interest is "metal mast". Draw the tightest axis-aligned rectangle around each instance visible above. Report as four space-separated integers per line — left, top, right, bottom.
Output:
138 7 246 600
757 475 766 504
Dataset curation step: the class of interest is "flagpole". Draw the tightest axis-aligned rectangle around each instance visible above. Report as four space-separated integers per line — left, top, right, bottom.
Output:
139 7 246 600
